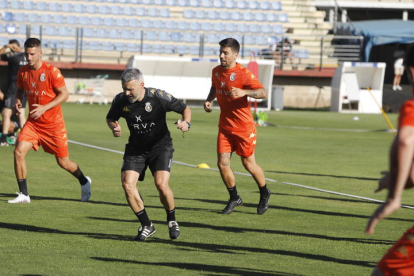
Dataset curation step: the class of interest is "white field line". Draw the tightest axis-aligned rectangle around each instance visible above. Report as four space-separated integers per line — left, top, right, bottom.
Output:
69 140 414 210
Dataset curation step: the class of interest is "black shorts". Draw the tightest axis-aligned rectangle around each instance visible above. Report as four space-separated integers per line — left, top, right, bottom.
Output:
122 146 174 181
3 82 27 109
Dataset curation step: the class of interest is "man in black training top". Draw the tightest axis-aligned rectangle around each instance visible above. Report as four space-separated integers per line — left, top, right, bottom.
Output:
106 68 191 241
0 39 28 146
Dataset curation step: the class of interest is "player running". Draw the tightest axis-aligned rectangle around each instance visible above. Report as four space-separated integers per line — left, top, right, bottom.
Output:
8 38 91 204
204 38 271 215
106 68 191 241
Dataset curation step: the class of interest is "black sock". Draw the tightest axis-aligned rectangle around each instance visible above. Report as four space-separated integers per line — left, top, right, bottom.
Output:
166 208 176 222
135 209 151 226
74 167 88 185
259 184 269 197
18 179 29 196
228 186 239 200
1 134 6 143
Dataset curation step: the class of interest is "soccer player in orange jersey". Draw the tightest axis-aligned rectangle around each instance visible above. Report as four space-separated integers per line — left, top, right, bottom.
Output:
8 38 91 204
204 38 270 215
365 46 414 276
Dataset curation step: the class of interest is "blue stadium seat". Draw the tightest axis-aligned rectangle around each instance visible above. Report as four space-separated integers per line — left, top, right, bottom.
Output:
278 14 288 22
261 24 271 33
83 28 94 37
231 12 241 21
271 2 282 11
236 1 247 9
18 25 27 34
10 1 19 9
177 21 188 30
116 18 126 27
129 18 140 28
121 30 132 39
133 30 143 39
135 7 145 16
109 29 120 39
142 0 151 4
223 0 234 8
66 15 76 25
146 31 158 40
242 11 253 21
166 0 176 6
36 2 47 11
177 45 187 55
201 22 211 31
195 10 205 19
52 15 64 24
267 36 279 45
40 14 51 23
171 32 181 42
219 11 230 20
154 0 165 4
127 43 140 53
189 46 199 56
59 26 75 36
248 1 258 9
236 23 247 33
183 10 194 19
123 6 133 15
201 0 212 7
204 46 215 56
189 0 199 7
147 8 157 17
182 32 194 43
152 45 163 54
99 5 109 14
89 41 101 51
153 20 164 29
28 13 39 23
14 13 26 22
114 42 125 52
256 35 267 45
159 8 170 17
213 0 222 8
101 42 114 51
206 33 217 43
129 0 140 3
74 4 84 13
0 0 7 9
63 40 75 50
165 20 176 30
2 12 12 21
142 44 152 53
255 13 265 22
23 1 34 10
159 31 170 41
266 13 278 22
86 4 96 13
189 22 200 31
31 25 41 35
141 19 152 28
293 49 309 59
61 3 72 12
91 17 102 26
48 2 59 11
48 40 62 49
213 22 224 32
79 16 91 25
164 45 175 54
104 17 114 26
225 23 236 32
177 0 187 6
207 10 218 20
273 24 284 34
244 35 255 45
259 1 270 10
111 5 122 15
249 24 259 33
96 28 107 38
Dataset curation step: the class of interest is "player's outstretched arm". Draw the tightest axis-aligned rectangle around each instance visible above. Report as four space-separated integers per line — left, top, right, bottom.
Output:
365 126 414 234
204 87 216 113
107 119 122 137
231 87 267 99
175 106 192 132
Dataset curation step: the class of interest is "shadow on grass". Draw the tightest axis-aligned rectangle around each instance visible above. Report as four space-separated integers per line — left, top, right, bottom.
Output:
271 192 378 205
90 257 302 276
266 170 378 181
88 217 394 246
0 221 376 268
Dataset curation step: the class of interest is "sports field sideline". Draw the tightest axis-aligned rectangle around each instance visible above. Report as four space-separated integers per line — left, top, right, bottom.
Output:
1 103 413 275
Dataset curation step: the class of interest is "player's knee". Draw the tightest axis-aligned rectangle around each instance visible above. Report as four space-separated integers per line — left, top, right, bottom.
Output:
121 181 135 192
56 159 69 170
14 147 25 160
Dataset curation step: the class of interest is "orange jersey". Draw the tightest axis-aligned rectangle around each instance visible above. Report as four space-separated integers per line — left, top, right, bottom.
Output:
211 63 264 131
17 61 66 127
399 99 414 129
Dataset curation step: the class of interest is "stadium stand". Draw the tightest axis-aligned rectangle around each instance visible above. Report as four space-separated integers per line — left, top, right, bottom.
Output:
0 0 335 69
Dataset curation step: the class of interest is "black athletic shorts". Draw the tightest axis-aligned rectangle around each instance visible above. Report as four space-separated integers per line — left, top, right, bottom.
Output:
122 146 174 181
4 82 27 109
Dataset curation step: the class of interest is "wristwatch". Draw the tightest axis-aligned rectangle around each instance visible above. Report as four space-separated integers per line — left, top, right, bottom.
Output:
185 121 191 129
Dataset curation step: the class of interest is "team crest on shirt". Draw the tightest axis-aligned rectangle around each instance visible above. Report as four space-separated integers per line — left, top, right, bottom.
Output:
123 106 130 112
230 73 236 81
40 73 46 82
145 102 152 112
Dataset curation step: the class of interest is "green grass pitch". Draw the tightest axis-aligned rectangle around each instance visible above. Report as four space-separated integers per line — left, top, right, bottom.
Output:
0 103 413 275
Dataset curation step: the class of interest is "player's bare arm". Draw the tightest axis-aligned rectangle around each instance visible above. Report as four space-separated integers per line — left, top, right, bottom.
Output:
175 106 192 132
230 87 267 99
30 86 69 120
204 87 216 113
365 126 414 235
14 87 25 115
106 119 122 137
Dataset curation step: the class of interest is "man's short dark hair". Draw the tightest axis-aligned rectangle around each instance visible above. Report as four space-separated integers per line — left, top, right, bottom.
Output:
9 39 20 47
24 38 41 48
219 38 240 54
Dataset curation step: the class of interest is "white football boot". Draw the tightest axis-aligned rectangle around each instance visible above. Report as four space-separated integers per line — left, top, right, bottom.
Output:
8 192 31 203
81 177 92 202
